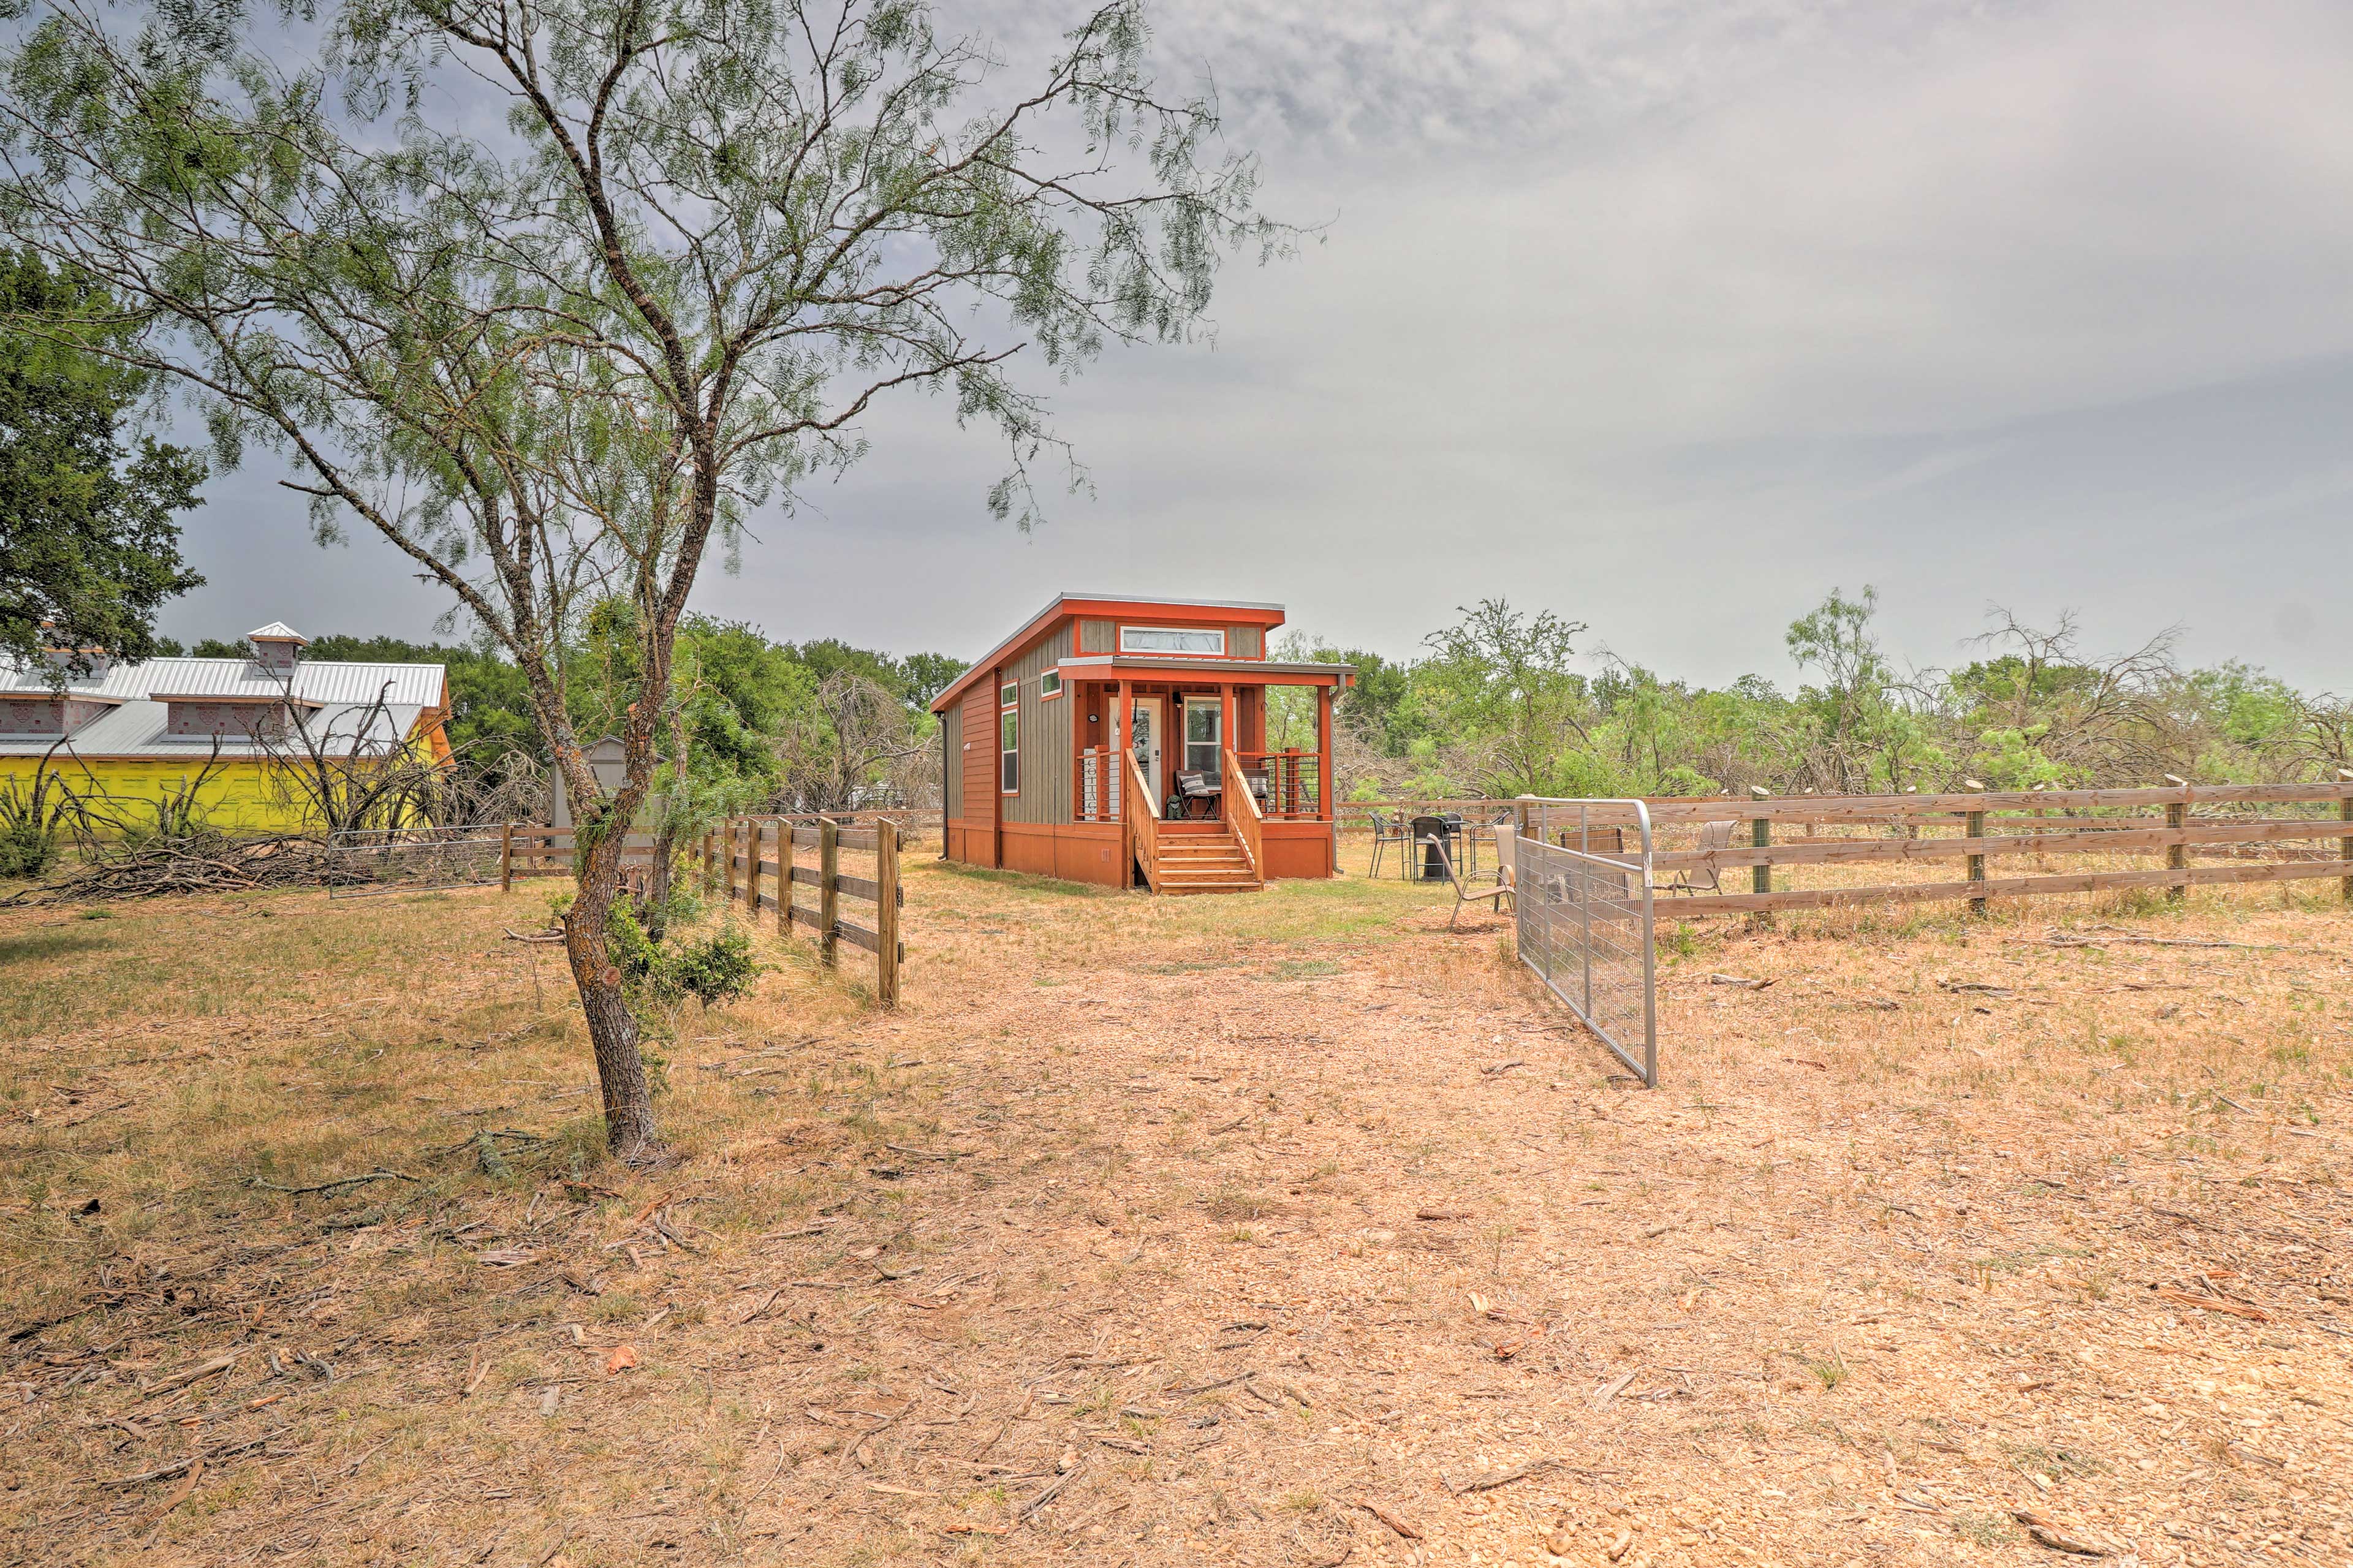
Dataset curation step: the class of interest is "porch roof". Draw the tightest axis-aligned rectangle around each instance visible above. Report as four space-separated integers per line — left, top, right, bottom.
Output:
1056 654 1354 685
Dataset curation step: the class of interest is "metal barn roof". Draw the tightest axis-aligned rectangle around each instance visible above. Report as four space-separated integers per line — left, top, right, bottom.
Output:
0 657 444 708
0 647 446 760
0 700 426 759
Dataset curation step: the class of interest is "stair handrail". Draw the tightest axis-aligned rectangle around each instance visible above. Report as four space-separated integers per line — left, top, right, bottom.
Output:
1222 745 1264 882
1123 749 1161 891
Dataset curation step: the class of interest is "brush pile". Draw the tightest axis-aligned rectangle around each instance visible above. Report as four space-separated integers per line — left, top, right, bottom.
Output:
2 831 367 904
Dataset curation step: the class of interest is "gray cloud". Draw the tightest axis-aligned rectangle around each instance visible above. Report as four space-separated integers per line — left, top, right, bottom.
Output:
163 0 2353 694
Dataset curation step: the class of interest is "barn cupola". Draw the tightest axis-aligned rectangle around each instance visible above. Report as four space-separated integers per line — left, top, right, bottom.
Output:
247 621 308 677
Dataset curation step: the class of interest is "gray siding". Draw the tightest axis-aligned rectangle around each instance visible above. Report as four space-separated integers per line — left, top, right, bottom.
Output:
1229 624 1264 659
941 700 961 817
1078 618 1113 654
1004 623 1072 824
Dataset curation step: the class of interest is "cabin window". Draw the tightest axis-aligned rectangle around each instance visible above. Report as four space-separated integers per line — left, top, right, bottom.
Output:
1183 698 1222 780
1120 626 1225 656
1040 670 1062 699
999 681 1018 708
999 695 1018 794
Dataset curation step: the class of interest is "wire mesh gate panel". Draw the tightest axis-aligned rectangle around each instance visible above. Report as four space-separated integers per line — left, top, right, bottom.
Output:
1513 799 1658 1086
324 827 506 898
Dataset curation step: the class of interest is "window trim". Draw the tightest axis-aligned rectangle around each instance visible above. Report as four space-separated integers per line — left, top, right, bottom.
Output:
1039 670 1063 700
1118 624 1226 657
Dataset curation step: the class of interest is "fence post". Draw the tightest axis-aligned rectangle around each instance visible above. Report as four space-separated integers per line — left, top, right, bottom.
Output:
819 817 839 968
500 821 514 893
1748 785 1772 921
746 819 765 922
722 818 736 906
1963 779 1985 915
2164 774 2189 903
876 817 901 1007
2338 769 2352 905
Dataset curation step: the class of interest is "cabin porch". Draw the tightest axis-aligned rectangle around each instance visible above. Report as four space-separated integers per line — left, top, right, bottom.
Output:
1067 672 1339 892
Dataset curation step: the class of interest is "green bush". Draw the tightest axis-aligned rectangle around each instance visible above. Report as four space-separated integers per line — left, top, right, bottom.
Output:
607 902 760 1011
0 776 64 878
0 817 56 878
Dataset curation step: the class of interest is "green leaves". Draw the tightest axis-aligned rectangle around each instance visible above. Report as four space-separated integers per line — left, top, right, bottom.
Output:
0 249 205 673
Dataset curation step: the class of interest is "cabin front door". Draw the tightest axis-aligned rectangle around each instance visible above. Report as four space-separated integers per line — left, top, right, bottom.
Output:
1130 696 1166 812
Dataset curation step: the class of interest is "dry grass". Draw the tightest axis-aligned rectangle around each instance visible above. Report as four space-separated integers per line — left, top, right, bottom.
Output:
2 841 2349 1567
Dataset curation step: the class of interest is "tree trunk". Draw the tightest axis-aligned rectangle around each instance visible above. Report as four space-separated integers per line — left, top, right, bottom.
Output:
643 819 678 939
641 700 691 940
563 828 659 1161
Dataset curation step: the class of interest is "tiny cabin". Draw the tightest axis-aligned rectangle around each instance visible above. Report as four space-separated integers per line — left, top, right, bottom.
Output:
930 594 1352 893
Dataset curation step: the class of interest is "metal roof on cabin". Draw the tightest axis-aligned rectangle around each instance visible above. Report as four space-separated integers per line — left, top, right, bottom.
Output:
1056 654 1356 678
928 591 1290 714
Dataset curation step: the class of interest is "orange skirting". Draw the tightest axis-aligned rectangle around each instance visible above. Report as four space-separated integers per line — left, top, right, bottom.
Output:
943 818 1334 886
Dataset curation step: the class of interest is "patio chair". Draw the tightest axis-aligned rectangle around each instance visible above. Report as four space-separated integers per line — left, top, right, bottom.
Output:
1430 834 1512 931
1173 770 1221 819
1492 825 1520 899
1665 818 1738 894
1366 811 1409 877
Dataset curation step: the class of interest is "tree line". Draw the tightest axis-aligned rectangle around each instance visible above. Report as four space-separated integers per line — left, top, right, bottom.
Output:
1282 592 2351 803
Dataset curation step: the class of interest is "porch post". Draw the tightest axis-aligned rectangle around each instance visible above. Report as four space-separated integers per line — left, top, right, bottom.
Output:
1219 682 1236 792
1113 678 1131 888
1317 680 1335 828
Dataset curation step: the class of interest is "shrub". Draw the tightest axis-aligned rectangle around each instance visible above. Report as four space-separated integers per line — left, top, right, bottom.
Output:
0 775 67 878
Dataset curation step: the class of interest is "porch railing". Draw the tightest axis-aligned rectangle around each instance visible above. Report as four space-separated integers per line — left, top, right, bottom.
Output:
1123 751 1161 890
1078 744 1120 822
1238 749 1322 819
1222 745 1264 879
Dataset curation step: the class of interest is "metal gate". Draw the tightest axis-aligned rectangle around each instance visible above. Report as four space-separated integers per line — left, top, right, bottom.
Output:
1512 798 1658 1086
323 825 506 898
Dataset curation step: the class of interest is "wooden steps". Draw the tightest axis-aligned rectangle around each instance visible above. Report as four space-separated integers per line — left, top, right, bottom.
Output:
1146 818 1262 894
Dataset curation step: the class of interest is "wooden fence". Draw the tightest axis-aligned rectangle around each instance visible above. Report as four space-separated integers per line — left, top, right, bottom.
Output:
494 819 903 1005
702 815 903 1006
499 827 660 886
1338 800 1517 833
1531 776 2353 918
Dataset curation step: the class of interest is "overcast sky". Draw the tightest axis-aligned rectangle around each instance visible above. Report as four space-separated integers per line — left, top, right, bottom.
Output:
164 0 2353 692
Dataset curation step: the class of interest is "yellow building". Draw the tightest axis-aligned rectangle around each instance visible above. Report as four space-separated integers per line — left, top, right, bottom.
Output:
0 623 451 835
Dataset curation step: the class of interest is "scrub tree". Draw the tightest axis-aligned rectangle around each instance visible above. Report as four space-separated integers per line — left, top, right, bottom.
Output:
0 250 203 675
0 0 1283 1158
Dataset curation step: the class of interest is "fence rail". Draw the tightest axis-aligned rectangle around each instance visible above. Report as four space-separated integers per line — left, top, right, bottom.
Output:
1520 776 2353 918
1339 800 1518 833
701 814 902 1006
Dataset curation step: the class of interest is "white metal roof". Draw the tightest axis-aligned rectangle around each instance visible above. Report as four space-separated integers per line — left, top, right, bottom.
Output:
0 656 444 708
248 621 308 643
0 651 446 760
0 700 426 759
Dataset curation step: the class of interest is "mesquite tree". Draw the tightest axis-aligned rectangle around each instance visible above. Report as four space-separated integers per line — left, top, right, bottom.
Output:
0 0 1280 1158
